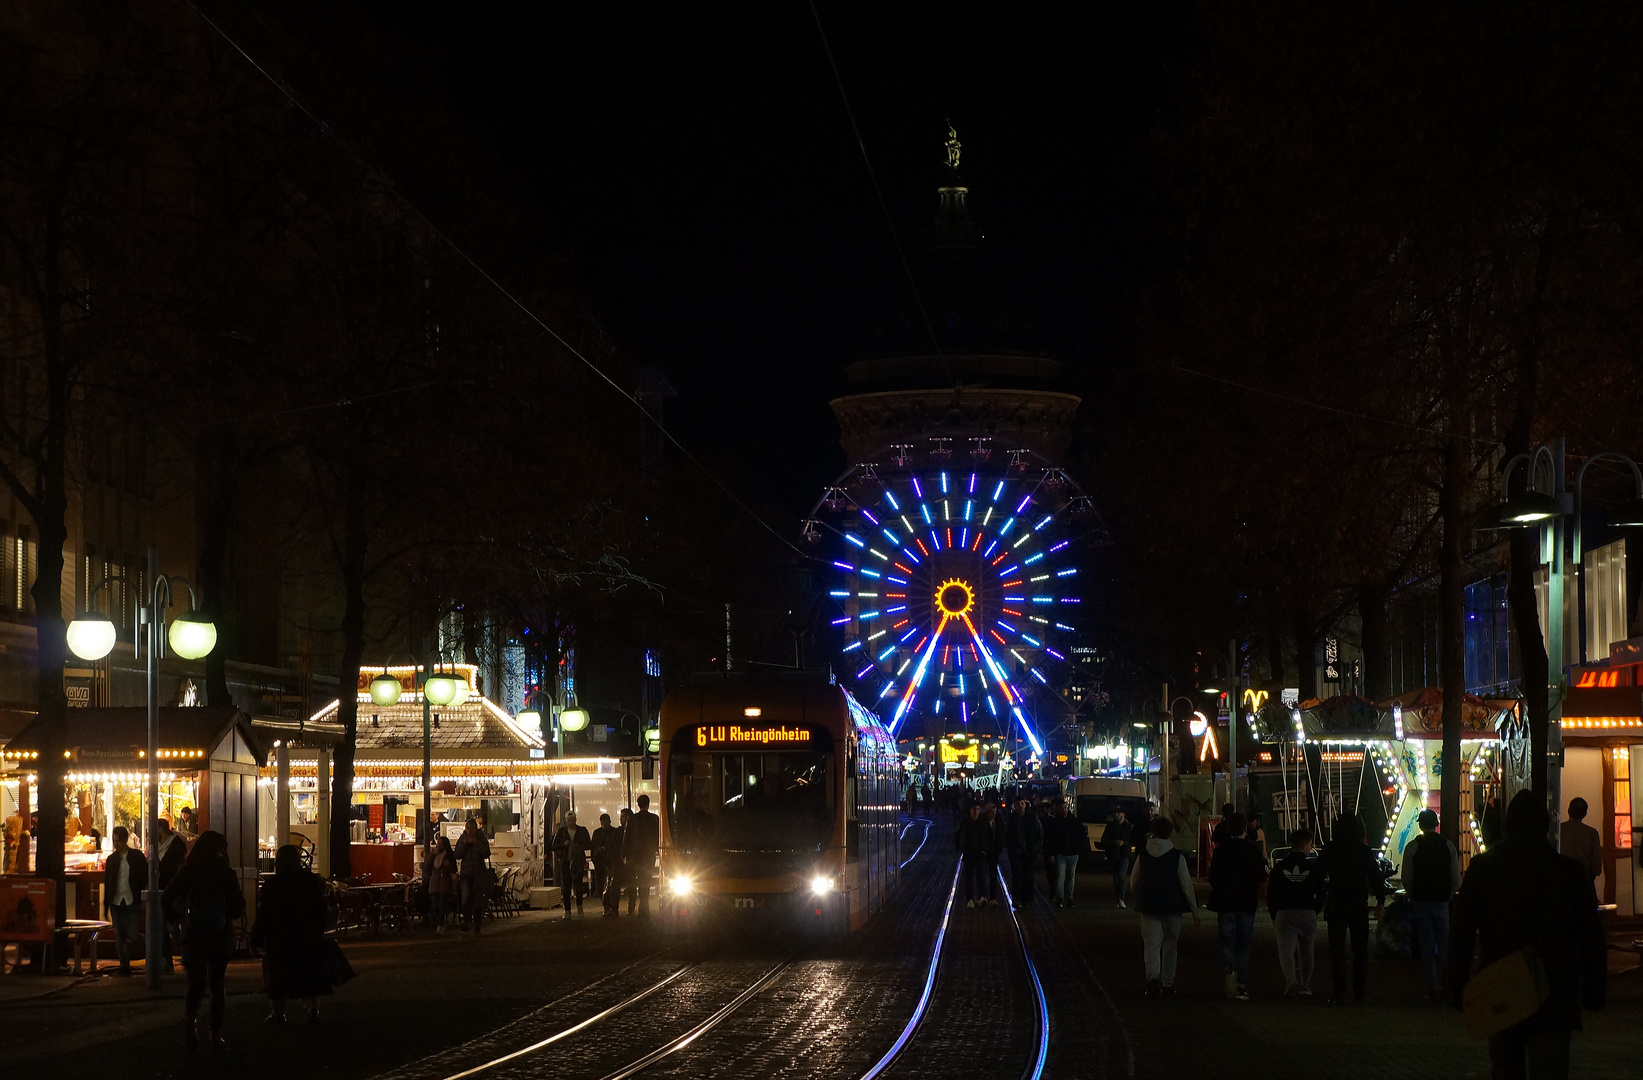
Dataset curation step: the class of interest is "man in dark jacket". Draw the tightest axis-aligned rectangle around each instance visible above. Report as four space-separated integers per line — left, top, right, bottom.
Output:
981 803 1007 904
607 809 631 916
590 813 619 916
550 811 593 919
955 803 995 908
1006 799 1043 909
1101 809 1138 909
154 817 185 972
103 826 149 976
1450 790 1605 1079
1268 829 1323 996
1044 799 1088 908
1207 812 1267 1000
622 795 660 916
1316 814 1380 1002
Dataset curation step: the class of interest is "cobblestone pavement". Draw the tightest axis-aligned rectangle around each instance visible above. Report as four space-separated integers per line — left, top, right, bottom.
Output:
1047 860 1643 1080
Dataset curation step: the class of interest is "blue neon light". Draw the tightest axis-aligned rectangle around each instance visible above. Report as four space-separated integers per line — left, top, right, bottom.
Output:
856 664 875 679
833 561 855 571
859 611 880 620
1034 515 1053 531
829 590 849 597
960 528 969 549
843 642 862 652
845 534 865 548
1031 668 1048 684
883 528 901 545
920 504 932 525
997 620 1017 633
1049 540 1069 552
1056 567 1077 577
940 472 949 494
860 568 882 579
885 491 900 511
1015 495 1032 513
992 481 1005 501
998 565 1019 577
983 540 998 557
1023 552 1045 565
911 477 923 498
1000 518 1015 536
1022 634 1043 647
831 617 850 626
887 576 908 585
877 645 897 661
887 605 907 614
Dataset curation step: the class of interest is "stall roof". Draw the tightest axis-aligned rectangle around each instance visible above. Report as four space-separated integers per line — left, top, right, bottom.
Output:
3 706 263 759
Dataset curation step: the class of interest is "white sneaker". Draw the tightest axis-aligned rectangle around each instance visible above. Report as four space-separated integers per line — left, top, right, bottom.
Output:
966 900 975 909
1116 900 1126 909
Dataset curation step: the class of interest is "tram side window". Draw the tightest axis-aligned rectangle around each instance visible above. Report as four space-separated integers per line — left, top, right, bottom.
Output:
846 744 860 860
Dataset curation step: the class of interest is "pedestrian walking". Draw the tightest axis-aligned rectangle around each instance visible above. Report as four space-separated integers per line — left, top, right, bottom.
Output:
422 835 458 933
1046 799 1087 908
590 812 618 911
1130 816 1198 997
253 845 333 1023
623 795 660 916
102 825 148 977
981 802 1006 904
154 818 186 972
1207 812 1267 1000
453 817 491 935
1558 798 1602 881
1400 809 1460 1001
1268 828 1323 997
551 811 592 919
1101 808 1137 909
955 803 994 908
1316 813 1380 1003
1451 790 1606 1078
1244 812 1268 864
608 809 631 916
1006 798 1043 909
162 831 245 1049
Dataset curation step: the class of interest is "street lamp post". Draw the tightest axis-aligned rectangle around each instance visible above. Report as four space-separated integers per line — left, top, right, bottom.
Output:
67 546 215 991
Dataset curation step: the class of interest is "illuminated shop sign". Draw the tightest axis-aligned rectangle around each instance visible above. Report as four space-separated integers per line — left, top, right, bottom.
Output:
693 725 816 748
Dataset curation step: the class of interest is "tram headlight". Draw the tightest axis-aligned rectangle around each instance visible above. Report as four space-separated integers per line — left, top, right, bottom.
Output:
668 875 693 897
810 876 832 897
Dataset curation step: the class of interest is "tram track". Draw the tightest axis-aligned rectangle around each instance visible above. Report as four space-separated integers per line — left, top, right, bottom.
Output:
860 858 1050 1080
385 815 957 1080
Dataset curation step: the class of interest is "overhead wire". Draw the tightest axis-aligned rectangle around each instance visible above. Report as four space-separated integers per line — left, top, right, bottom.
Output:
183 0 812 560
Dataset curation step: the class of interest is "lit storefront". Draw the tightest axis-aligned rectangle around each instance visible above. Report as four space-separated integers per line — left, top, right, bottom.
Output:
1559 655 1641 917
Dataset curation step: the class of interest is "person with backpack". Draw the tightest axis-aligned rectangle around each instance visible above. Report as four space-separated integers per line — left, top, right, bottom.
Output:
1207 812 1268 1000
162 831 245 1049
453 817 491 935
1268 828 1324 996
1450 790 1606 1078
1129 816 1198 996
1400 809 1460 1001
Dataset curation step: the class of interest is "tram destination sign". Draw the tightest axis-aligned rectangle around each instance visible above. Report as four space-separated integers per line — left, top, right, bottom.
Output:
692 724 818 748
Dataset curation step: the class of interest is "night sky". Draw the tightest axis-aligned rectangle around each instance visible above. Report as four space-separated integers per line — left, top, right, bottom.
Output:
390 4 1186 525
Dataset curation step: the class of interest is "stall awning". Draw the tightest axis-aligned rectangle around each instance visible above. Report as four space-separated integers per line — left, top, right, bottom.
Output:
1559 686 1643 730
311 693 544 753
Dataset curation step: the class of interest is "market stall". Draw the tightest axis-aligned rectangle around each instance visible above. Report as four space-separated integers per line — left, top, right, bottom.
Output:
0 706 263 918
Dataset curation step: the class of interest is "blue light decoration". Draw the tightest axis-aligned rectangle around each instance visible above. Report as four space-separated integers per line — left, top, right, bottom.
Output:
811 461 1087 758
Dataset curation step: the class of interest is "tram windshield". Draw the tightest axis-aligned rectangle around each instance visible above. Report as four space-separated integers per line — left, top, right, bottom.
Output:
668 748 833 852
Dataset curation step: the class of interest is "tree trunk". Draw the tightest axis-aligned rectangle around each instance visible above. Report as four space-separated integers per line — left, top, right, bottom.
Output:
1293 609 1318 701
328 469 369 880
1359 581 1390 701
1438 396 1467 840
1266 625 1287 692
31 482 70 933
1504 333 1550 802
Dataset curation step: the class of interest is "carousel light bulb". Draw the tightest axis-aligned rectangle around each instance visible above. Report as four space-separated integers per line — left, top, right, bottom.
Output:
66 613 118 661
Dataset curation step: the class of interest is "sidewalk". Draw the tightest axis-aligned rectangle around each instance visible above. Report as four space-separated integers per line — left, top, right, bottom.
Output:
1045 863 1643 1080
2 907 667 1075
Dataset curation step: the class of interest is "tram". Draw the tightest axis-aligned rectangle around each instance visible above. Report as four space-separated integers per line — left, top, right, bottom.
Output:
657 671 900 935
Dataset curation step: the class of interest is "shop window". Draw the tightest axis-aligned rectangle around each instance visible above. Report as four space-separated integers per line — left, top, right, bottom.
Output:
1615 748 1632 850
1584 540 1628 662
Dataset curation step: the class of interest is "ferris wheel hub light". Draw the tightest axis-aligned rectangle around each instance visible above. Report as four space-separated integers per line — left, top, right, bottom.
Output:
935 578 976 617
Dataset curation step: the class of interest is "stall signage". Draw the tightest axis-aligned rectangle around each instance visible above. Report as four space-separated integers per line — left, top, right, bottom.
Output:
74 747 142 762
0 877 54 942
692 724 815 748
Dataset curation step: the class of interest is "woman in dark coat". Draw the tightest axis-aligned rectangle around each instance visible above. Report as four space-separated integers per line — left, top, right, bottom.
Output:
253 845 333 1023
161 830 245 1049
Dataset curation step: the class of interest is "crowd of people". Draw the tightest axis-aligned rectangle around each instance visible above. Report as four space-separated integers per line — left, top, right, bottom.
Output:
531 794 662 921
940 786 1609 1078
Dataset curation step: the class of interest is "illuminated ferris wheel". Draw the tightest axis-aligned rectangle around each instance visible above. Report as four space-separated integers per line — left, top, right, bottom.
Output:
806 451 1093 755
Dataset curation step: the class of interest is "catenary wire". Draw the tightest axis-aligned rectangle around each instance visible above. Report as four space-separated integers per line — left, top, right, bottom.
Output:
182 0 812 560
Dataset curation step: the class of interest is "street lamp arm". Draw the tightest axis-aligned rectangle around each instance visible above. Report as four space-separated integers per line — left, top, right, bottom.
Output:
1498 446 1559 499
1572 449 1643 564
